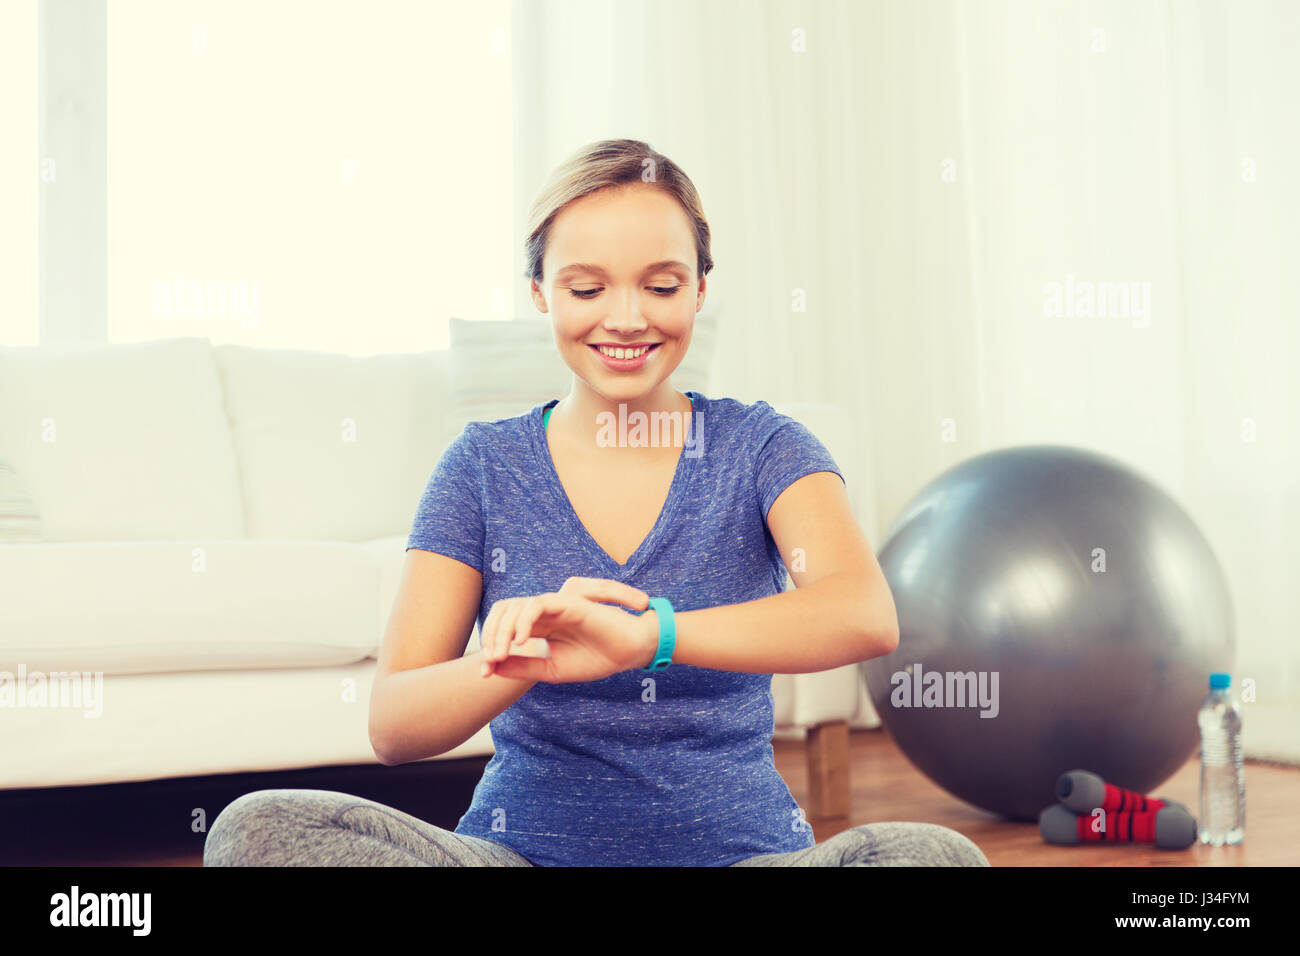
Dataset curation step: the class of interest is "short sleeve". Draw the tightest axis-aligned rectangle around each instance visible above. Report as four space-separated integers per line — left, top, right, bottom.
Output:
405 425 485 571
753 405 844 521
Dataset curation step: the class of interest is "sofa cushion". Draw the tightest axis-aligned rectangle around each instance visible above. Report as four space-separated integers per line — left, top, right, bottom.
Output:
0 336 244 541
0 539 382 676
0 659 493 791
212 344 449 540
0 459 42 542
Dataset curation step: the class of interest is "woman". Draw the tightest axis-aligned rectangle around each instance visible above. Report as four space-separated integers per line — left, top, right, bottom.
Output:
204 139 989 867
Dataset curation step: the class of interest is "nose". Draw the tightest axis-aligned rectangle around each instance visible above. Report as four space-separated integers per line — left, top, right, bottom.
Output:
601 292 649 336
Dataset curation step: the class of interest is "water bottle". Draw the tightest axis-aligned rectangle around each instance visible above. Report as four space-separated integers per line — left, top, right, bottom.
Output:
1197 672 1245 845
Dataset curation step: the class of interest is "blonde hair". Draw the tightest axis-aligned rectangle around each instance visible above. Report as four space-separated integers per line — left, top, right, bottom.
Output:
523 139 714 285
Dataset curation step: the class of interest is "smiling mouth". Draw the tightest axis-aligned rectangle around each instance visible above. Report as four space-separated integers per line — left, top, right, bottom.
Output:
589 343 662 359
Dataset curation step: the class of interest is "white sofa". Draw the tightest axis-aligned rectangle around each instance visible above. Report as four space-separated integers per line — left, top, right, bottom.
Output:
0 327 879 816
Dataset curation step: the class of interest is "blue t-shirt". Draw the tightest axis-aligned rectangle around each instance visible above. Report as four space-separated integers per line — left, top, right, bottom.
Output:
404 390 843 866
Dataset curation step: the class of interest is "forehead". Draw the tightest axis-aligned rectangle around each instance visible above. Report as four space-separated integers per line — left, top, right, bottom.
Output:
546 185 694 279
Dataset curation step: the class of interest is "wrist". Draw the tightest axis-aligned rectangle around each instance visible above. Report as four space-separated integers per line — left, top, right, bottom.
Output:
640 607 660 668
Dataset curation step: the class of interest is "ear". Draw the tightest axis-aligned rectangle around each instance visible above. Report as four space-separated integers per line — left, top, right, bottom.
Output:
529 278 549 315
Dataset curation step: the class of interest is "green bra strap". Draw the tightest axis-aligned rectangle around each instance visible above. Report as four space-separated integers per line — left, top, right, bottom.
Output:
545 394 693 432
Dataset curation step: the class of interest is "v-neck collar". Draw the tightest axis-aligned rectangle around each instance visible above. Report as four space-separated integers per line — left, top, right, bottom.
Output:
531 393 703 577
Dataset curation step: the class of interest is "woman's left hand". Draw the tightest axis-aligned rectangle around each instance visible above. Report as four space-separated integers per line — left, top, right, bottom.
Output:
480 577 657 683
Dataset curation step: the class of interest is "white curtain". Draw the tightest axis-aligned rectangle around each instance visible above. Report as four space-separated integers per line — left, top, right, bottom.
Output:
511 0 1299 755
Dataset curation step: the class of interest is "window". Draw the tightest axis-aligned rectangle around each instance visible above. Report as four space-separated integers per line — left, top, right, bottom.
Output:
105 0 513 354
0 0 38 348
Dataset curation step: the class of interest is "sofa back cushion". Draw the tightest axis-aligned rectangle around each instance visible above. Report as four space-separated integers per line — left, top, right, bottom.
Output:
213 343 449 540
0 336 244 541
0 460 42 542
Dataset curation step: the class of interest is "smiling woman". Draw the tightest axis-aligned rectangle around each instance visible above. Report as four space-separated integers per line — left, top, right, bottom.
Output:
523 142 711 430
204 138 989 870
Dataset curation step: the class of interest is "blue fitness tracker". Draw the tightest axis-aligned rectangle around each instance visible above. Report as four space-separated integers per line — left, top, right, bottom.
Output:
643 597 676 672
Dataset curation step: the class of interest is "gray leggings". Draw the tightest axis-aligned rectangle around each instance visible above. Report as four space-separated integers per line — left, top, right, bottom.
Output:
203 788 990 867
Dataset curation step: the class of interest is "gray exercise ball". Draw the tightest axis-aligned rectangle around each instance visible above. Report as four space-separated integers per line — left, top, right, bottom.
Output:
860 445 1235 821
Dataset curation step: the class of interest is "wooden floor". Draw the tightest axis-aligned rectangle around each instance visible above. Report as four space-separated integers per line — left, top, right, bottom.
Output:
790 728 1299 866
2 727 1295 866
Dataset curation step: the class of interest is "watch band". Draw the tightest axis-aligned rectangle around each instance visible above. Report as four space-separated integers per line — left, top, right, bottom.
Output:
643 597 676 672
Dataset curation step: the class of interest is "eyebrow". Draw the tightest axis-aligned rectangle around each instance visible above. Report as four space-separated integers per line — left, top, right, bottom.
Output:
555 260 692 280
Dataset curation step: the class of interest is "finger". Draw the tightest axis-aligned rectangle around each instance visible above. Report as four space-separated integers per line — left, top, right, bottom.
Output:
495 599 526 662
511 636 551 658
595 581 650 610
480 599 509 675
489 599 515 662
515 592 570 646
512 595 549 647
509 598 540 650
560 576 650 610
490 653 553 683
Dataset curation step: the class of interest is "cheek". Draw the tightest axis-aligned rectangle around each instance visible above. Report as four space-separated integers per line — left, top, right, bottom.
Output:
651 302 693 337
663 317 694 342
549 310 589 342
548 297 693 343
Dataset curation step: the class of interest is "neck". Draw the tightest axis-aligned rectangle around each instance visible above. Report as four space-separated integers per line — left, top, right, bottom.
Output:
549 381 692 453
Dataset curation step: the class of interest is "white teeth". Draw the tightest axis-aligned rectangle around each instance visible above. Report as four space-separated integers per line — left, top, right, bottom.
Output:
597 345 651 359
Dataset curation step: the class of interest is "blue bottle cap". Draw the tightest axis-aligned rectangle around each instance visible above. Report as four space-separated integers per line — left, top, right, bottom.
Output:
1209 672 1231 689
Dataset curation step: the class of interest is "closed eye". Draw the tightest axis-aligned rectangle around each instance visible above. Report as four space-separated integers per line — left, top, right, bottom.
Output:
567 286 681 299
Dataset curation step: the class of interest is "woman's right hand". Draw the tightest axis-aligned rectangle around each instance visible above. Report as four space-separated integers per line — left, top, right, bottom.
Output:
479 577 654 683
